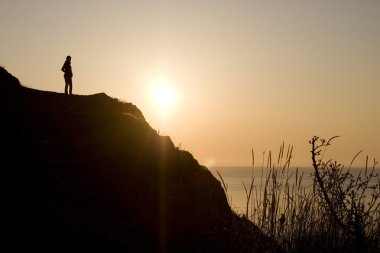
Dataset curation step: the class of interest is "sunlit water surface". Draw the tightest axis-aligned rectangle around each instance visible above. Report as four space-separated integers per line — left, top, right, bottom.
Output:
210 166 379 215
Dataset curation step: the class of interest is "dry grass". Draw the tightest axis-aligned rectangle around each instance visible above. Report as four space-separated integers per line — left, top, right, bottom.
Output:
220 137 380 253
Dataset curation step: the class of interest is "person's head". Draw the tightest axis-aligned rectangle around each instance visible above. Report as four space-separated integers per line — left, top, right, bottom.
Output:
66 55 71 61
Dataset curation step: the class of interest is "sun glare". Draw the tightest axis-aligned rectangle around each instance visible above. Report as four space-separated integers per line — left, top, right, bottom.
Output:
150 77 177 114
154 85 173 108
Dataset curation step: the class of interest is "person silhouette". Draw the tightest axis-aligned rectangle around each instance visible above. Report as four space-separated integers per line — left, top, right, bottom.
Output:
61 56 73 95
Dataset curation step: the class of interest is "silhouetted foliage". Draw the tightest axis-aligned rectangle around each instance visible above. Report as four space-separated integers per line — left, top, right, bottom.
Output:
311 136 380 252
219 137 379 253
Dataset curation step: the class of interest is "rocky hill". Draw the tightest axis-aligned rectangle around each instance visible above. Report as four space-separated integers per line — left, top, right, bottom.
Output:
1 67 278 252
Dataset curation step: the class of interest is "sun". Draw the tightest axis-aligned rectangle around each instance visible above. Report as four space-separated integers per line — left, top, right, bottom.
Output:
154 84 174 108
150 77 176 113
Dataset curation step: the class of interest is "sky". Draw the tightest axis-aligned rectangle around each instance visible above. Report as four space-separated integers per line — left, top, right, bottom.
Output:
1 0 379 167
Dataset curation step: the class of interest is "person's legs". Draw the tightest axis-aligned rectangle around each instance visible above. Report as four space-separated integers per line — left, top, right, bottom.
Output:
64 81 68 94
64 76 71 94
68 78 72 95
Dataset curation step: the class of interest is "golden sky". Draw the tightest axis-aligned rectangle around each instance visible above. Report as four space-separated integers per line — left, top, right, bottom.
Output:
1 0 379 167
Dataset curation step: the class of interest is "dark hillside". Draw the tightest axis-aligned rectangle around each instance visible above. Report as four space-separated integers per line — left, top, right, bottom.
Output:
1 67 277 252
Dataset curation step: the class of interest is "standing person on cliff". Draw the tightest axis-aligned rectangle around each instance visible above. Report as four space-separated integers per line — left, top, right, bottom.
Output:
61 55 73 95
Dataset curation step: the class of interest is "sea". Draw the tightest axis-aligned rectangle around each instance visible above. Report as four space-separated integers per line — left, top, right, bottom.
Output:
209 166 380 215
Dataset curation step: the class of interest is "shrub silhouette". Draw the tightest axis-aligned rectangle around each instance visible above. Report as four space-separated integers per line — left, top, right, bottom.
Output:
311 136 379 252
